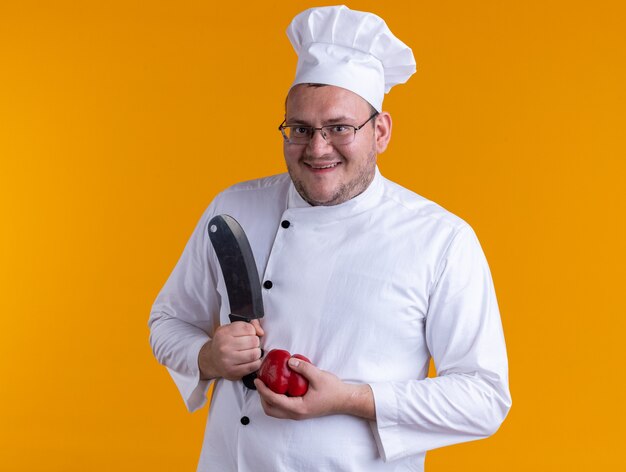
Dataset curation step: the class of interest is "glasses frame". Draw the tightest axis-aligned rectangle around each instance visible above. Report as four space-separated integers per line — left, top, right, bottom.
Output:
278 112 379 145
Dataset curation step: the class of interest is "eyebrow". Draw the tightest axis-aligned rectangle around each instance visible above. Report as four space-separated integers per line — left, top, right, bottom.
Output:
285 116 357 125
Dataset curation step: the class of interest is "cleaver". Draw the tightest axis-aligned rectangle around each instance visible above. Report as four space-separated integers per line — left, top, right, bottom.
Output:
208 214 264 389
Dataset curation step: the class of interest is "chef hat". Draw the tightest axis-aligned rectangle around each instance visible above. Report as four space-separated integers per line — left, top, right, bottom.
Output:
287 5 416 112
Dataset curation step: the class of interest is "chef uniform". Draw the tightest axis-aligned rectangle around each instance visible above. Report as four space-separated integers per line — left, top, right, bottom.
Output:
149 6 511 471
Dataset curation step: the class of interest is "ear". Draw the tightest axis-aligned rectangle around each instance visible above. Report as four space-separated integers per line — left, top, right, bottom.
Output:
374 112 392 153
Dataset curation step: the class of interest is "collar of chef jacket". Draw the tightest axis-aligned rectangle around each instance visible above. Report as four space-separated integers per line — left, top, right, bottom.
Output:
285 166 385 223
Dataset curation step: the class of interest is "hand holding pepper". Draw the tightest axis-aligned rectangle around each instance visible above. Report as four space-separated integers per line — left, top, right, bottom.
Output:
254 356 376 421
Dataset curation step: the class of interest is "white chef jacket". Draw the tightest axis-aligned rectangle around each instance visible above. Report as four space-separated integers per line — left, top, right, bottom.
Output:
149 168 511 471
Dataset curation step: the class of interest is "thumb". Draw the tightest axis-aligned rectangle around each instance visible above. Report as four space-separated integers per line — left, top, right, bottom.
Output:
288 356 314 376
250 319 265 337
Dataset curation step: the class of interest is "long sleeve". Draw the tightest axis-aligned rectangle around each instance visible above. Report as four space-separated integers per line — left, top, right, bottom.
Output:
369 225 511 461
148 203 221 412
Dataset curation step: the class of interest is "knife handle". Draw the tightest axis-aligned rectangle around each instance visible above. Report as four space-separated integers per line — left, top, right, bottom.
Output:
228 314 263 390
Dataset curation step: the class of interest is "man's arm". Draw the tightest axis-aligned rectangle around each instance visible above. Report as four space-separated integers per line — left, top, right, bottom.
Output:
148 203 221 411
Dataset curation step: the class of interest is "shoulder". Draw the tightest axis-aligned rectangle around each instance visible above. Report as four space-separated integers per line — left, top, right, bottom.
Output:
209 173 292 208
378 177 489 285
219 173 292 198
379 176 469 234
200 173 291 228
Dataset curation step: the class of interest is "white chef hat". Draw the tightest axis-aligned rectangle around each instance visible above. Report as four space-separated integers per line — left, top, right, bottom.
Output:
287 5 416 112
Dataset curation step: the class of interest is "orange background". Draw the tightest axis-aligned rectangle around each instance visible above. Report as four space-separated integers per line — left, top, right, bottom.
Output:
1 1 624 470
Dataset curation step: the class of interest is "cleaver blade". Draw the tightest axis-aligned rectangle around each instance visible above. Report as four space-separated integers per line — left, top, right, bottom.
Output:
208 214 264 389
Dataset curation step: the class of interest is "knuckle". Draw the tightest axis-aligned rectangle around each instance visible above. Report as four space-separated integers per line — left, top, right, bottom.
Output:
250 348 262 361
235 321 252 332
228 322 243 333
215 325 231 337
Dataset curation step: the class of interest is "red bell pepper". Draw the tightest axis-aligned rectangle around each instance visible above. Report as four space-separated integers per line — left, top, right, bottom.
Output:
257 349 311 397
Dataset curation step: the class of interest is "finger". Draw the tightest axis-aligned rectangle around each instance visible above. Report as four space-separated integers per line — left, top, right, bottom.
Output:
225 355 263 376
224 362 262 381
287 357 315 379
254 378 268 394
254 379 279 410
228 347 263 367
229 321 258 336
254 378 285 403
239 347 263 364
255 380 307 420
241 357 263 374
254 380 289 413
225 334 261 352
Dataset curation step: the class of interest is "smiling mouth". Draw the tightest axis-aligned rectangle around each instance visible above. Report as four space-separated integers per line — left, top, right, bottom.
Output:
305 162 341 170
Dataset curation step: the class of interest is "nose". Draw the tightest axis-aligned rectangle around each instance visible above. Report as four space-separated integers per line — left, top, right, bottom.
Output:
306 128 332 156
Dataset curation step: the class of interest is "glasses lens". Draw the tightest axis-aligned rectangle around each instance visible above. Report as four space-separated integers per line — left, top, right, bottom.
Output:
283 126 311 144
322 126 355 145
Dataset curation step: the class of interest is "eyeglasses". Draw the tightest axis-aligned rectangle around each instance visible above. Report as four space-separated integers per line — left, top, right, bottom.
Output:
278 112 379 145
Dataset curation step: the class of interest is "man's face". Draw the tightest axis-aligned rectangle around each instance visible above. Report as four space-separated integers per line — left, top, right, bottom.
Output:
283 84 390 206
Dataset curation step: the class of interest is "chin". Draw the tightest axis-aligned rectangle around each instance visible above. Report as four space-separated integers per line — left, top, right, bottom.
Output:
308 191 348 206
305 194 331 206
306 187 338 204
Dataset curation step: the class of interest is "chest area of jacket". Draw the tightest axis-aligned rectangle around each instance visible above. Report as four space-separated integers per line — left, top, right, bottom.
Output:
257 219 435 349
